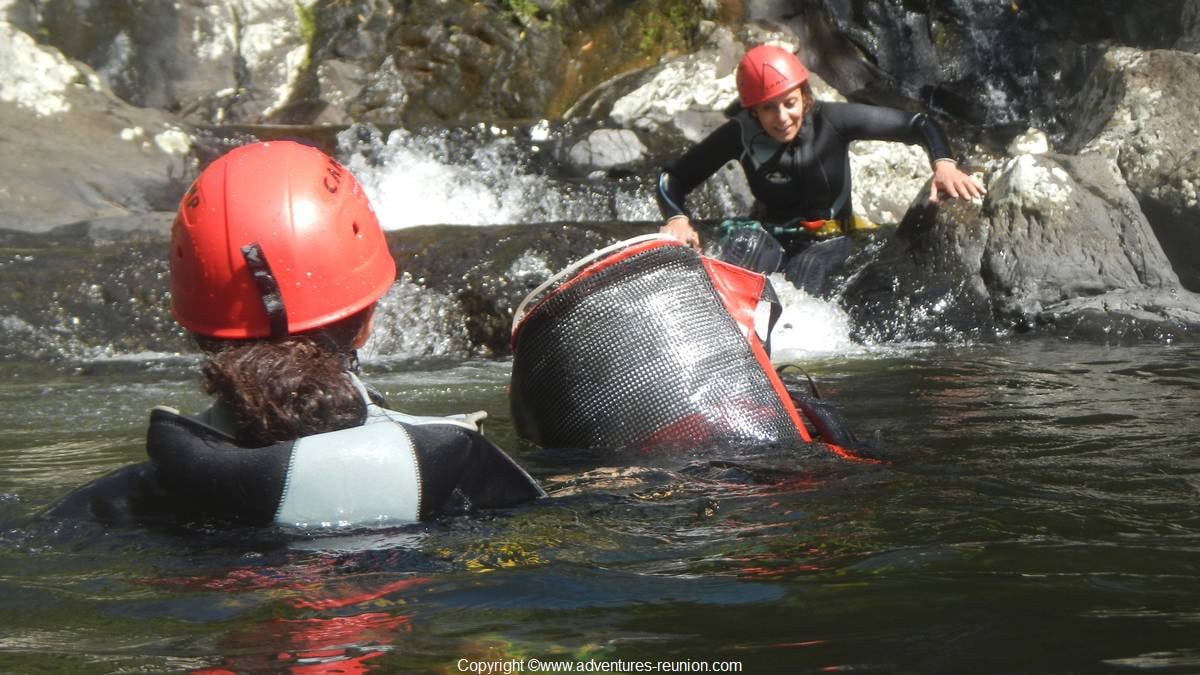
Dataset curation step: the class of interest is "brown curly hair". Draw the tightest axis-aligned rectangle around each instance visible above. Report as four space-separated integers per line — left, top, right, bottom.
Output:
198 309 373 447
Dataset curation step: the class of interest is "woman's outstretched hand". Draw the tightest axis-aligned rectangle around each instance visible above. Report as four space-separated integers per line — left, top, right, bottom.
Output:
929 159 987 203
660 216 701 250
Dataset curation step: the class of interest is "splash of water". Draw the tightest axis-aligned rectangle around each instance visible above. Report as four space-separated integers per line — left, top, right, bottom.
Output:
360 276 473 362
338 124 658 229
767 274 872 361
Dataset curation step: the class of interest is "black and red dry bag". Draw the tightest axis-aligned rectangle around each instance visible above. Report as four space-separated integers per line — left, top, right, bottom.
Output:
509 235 818 453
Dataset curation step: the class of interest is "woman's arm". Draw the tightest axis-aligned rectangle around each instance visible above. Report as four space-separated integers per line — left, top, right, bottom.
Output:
655 121 744 249
828 103 986 203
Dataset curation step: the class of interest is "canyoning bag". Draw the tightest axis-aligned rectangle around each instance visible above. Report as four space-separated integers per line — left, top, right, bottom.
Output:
509 235 817 453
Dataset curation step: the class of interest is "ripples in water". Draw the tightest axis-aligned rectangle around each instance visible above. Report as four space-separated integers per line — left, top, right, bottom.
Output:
0 341 1198 671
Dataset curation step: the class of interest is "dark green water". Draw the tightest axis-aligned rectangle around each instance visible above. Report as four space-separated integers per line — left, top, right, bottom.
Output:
2 341 1198 673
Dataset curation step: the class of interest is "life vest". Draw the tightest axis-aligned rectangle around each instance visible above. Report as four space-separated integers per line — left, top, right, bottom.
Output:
50 374 544 529
509 235 816 453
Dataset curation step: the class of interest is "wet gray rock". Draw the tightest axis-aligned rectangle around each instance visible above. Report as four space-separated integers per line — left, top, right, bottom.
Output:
0 14 192 232
1065 46 1200 291
1036 289 1200 341
801 0 1190 133
1180 0 1200 51
844 152 1200 341
566 129 648 173
35 0 308 124
981 154 1182 319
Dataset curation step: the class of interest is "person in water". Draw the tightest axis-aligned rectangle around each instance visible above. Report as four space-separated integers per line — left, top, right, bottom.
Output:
50 141 543 528
655 44 986 294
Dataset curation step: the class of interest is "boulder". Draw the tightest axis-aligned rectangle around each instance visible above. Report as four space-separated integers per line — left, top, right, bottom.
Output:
35 0 309 124
981 154 1180 316
844 152 1200 341
604 23 774 140
566 129 649 173
1065 46 1200 291
608 48 739 138
849 139 935 227
0 15 192 232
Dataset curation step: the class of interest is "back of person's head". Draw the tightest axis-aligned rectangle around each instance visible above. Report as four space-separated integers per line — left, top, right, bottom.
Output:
169 141 397 446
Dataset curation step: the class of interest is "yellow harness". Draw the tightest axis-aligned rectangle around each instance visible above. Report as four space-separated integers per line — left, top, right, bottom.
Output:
779 214 878 239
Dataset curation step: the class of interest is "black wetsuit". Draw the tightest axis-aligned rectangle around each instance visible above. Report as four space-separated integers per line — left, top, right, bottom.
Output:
656 102 954 228
45 374 544 528
655 102 955 293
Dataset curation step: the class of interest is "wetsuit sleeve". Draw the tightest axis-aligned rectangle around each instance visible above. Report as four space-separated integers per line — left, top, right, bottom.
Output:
42 462 184 525
655 120 744 220
824 102 954 166
408 424 545 518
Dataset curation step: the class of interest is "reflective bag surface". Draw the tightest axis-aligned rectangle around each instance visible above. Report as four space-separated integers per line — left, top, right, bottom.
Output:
510 236 809 453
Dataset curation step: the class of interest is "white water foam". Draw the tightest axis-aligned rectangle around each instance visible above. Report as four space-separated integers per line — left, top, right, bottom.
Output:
342 125 658 229
359 277 473 362
766 274 864 360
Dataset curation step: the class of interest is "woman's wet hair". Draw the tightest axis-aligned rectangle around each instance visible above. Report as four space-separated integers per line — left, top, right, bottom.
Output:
799 81 816 113
197 308 373 447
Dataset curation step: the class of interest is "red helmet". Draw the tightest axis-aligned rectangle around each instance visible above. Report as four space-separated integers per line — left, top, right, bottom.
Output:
170 141 396 339
735 44 809 108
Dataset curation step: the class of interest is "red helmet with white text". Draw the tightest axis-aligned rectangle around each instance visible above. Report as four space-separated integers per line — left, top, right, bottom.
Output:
170 141 396 339
735 44 809 108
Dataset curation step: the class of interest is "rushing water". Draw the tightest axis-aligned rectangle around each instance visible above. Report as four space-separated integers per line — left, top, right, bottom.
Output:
2 337 1198 673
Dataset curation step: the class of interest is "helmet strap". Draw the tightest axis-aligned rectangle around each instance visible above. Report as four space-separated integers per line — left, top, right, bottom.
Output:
241 242 289 339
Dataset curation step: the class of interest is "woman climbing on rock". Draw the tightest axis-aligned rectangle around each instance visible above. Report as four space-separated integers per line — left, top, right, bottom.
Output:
655 44 986 294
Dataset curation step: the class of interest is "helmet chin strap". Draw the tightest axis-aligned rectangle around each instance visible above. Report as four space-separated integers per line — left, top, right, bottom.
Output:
241 242 289 339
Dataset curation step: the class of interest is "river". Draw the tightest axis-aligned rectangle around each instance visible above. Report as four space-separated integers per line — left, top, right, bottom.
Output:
2 336 1197 672
1 128 1198 672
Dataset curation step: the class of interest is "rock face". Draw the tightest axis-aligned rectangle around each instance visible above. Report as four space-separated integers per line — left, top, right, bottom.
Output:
1065 47 1200 291
3 0 1200 342
36 0 308 124
0 9 191 232
844 153 1200 341
803 0 1191 134
26 0 732 126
